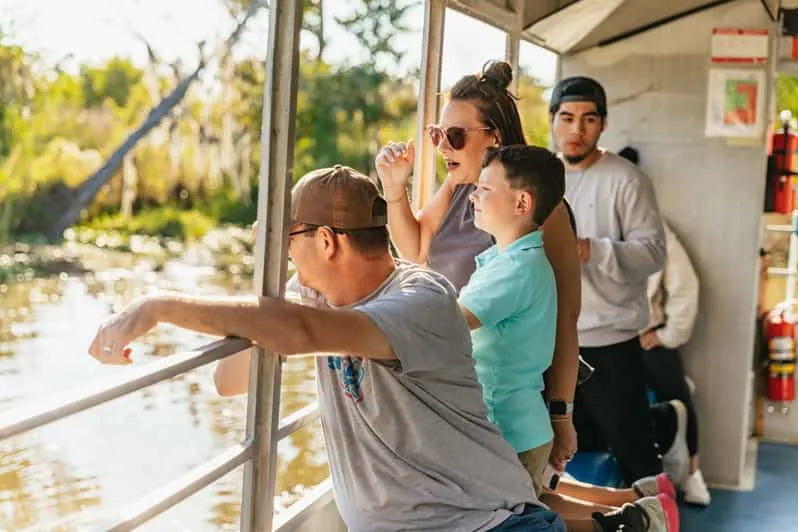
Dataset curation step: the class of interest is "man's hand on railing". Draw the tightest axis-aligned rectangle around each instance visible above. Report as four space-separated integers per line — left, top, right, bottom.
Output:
89 297 158 365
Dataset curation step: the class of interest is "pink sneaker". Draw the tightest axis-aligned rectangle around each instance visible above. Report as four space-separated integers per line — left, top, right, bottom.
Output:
632 472 676 500
635 493 680 532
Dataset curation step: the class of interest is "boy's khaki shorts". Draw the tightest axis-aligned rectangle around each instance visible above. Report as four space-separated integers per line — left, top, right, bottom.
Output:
517 440 553 497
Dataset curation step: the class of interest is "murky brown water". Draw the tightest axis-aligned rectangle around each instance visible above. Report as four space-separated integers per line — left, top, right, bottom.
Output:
0 251 327 531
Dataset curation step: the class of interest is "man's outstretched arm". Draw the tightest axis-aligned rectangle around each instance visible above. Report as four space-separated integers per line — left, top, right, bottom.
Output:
88 293 395 366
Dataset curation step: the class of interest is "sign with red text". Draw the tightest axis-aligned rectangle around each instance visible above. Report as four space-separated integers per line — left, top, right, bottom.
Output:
711 28 768 64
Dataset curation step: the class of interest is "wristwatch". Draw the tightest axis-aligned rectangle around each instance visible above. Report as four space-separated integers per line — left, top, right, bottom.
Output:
547 400 573 416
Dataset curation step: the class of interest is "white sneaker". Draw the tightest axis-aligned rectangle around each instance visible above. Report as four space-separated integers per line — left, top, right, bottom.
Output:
662 399 689 486
682 469 711 506
684 376 695 396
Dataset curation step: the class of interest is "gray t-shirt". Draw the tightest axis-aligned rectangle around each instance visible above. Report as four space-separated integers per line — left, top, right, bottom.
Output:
294 262 537 531
427 184 494 293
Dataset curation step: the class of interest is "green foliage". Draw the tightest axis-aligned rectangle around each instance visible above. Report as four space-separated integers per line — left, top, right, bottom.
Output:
234 49 417 182
0 0 551 248
199 187 259 226
302 0 325 59
80 57 143 108
335 0 417 64
0 42 33 158
233 59 265 135
516 70 550 148
776 76 798 120
0 259 34 285
85 207 215 240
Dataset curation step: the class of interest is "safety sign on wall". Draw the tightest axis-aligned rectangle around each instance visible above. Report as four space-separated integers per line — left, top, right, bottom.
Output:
711 28 769 64
705 68 765 138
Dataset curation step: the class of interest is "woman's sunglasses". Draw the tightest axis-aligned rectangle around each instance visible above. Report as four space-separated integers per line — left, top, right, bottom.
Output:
426 125 492 150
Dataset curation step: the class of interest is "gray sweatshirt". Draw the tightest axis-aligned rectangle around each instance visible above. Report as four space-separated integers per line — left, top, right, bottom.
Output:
565 151 666 347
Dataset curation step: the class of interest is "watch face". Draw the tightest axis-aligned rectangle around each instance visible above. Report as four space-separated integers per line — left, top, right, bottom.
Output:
549 401 567 415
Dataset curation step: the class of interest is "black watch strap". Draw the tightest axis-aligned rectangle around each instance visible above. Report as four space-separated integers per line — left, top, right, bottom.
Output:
547 400 574 416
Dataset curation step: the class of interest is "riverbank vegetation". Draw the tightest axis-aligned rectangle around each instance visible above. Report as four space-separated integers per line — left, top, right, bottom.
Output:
0 0 553 283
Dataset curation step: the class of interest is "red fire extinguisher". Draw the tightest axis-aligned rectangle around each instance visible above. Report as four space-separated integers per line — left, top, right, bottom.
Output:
765 310 796 402
767 111 798 214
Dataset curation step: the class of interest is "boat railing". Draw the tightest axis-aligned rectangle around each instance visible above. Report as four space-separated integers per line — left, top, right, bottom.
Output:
0 336 327 531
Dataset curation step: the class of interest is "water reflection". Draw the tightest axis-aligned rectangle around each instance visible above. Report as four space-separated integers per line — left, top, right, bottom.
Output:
0 256 327 530
0 443 101 531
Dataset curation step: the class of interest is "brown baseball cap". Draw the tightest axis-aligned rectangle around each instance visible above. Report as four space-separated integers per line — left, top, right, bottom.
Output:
291 165 387 229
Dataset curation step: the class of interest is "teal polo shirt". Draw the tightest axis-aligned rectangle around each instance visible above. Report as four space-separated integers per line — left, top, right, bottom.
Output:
459 230 556 453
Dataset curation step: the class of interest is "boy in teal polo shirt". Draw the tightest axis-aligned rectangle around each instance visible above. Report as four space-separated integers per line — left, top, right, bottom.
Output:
458 145 681 532
458 145 562 495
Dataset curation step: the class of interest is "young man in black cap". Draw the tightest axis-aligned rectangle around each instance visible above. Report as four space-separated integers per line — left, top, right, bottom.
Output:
549 77 670 485
88 165 567 532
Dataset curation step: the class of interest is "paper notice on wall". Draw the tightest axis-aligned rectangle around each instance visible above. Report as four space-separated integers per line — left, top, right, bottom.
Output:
711 28 769 64
705 68 765 138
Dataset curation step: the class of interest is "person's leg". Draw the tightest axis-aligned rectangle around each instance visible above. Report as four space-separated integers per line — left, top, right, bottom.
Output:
540 492 612 531
539 490 680 531
642 347 699 458
548 480 636 508
488 504 567 531
518 441 554 498
643 348 709 504
573 369 608 452
650 400 689 485
649 401 677 453
553 474 674 507
575 340 662 484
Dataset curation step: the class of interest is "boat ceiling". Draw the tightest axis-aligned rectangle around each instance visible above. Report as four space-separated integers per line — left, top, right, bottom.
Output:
445 0 777 54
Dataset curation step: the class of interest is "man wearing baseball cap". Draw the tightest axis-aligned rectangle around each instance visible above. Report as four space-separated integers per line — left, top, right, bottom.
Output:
88 165 565 532
549 77 667 485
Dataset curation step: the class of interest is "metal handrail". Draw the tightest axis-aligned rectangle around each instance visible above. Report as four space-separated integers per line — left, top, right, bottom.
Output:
273 478 336 532
767 267 798 276
765 224 795 233
102 443 253 531
277 401 320 440
0 337 252 441
0 334 323 530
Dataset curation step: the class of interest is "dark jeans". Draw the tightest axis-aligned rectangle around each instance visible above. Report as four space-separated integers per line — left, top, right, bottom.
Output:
489 505 566 532
574 337 663 485
642 346 699 456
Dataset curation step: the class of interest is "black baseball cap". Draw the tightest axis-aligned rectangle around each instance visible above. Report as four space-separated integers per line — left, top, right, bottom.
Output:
549 76 607 117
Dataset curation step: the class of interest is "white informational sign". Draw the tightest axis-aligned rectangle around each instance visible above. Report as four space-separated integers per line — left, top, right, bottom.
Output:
705 68 766 138
711 28 769 64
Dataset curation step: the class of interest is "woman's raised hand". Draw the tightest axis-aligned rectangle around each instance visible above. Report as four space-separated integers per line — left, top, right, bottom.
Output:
375 140 414 202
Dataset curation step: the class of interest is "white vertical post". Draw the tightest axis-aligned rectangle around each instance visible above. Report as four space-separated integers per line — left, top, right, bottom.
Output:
241 1 303 531
413 0 446 211
504 0 524 95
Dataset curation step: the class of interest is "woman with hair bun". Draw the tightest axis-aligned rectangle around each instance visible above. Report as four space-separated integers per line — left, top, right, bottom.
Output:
376 59 580 481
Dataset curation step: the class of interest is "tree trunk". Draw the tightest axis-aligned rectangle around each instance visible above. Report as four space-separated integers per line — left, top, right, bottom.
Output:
318 0 326 61
45 64 203 240
169 116 183 184
120 152 138 218
45 0 266 240
220 51 237 197
238 131 252 204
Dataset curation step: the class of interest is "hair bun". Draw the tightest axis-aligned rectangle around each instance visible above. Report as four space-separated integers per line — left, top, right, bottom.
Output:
479 60 513 91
